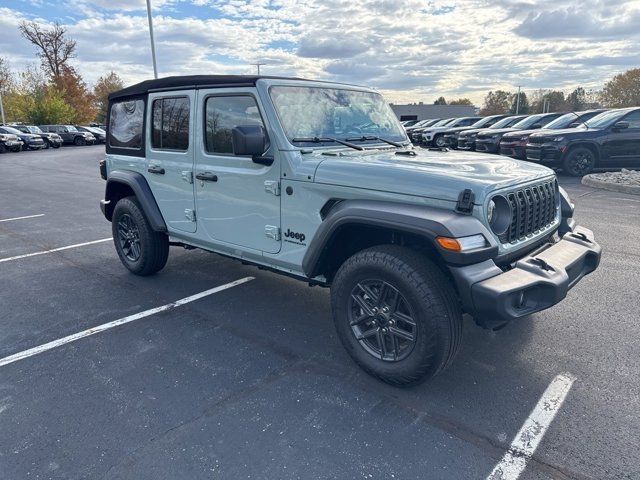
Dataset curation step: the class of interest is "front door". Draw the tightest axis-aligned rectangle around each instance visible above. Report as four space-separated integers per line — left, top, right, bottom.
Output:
145 91 197 233
602 110 640 164
193 88 281 254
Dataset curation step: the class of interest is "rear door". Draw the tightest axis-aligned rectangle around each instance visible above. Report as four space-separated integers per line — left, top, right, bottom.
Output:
193 88 281 254
602 110 640 163
145 91 197 233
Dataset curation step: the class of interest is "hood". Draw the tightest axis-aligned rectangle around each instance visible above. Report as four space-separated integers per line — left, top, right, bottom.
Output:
477 128 516 137
458 128 485 137
443 126 473 134
421 126 452 134
17 133 40 140
502 128 540 139
313 148 554 204
530 127 592 138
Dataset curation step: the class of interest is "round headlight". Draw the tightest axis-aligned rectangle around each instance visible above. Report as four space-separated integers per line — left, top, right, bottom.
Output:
487 199 496 224
488 195 512 236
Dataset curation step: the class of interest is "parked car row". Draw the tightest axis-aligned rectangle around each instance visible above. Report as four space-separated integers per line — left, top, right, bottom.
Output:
403 107 640 175
0 124 107 153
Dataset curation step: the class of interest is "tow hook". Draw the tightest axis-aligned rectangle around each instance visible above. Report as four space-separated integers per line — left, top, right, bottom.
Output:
570 232 591 243
529 257 553 271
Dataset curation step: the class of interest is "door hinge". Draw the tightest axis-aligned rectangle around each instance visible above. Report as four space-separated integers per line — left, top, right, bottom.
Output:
265 225 281 241
181 171 193 184
264 180 280 196
185 209 196 222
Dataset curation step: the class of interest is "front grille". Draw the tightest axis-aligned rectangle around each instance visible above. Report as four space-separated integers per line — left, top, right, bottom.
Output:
527 136 545 145
499 180 558 243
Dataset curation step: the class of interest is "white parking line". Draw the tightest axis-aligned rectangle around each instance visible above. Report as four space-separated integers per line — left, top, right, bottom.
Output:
0 238 112 263
487 373 576 480
0 276 254 368
0 214 45 223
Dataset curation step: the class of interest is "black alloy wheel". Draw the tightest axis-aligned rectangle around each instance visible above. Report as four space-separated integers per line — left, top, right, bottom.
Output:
349 279 417 362
116 213 141 262
564 147 596 176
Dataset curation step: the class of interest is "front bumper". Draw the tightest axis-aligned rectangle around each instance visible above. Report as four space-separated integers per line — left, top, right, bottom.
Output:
526 144 563 164
457 137 475 150
499 142 526 159
5 140 22 148
450 225 601 323
443 134 458 148
475 139 500 153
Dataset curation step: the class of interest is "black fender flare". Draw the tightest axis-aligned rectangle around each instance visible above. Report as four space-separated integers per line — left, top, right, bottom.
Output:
302 200 499 278
101 170 167 232
563 141 602 161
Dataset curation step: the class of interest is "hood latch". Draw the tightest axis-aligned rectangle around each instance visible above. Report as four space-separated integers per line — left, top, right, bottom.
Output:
455 189 475 214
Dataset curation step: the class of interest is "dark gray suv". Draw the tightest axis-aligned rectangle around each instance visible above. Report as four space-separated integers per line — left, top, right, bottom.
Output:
39 125 96 146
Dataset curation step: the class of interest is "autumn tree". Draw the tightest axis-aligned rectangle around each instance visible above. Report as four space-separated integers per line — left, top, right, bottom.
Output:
93 71 124 122
53 65 96 124
566 87 587 111
530 90 566 113
601 68 640 107
19 21 76 80
509 91 529 114
479 90 511 115
26 86 75 125
433 96 447 105
449 98 473 106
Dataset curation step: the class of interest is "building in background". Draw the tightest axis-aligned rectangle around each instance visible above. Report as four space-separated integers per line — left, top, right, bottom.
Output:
390 103 478 121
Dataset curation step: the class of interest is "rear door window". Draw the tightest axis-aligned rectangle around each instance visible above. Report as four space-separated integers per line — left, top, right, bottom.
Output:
151 97 190 151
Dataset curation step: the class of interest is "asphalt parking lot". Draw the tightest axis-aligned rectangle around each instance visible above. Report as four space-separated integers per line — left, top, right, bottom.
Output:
1 146 639 480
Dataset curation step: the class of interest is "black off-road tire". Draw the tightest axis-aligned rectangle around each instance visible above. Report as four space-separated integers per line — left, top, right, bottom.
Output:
563 146 596 176
434 135 446 148
43 139 50 149
331 245 463 386
74 136 87 146
52 143 61 149
112 196 169 276
0 144 6 154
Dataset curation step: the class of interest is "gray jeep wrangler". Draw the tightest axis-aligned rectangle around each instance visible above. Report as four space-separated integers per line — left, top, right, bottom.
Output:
100 75 601 385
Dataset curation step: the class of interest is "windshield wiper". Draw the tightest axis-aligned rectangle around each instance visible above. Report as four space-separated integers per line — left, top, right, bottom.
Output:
345 135 404 148
291 137 364 151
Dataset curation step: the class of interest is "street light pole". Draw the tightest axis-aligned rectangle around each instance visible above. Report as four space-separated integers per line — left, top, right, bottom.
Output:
251 63 266 75
0 91 5 124
515 85 521 114
146 0 158 79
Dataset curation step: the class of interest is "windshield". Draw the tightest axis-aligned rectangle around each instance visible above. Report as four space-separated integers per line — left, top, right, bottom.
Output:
432 118 453 127
27 126 43 134
471 116 498 128
2 126 22 135
512 114 549 129
66 125 78 132
584 109 628 128
270 86 406 144
543 113 584 129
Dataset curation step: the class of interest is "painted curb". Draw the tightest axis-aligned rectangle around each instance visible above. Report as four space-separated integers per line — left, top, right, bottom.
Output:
582 175 640 195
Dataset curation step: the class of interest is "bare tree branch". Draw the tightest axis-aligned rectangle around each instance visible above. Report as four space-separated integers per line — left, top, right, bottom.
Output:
19 21 76 79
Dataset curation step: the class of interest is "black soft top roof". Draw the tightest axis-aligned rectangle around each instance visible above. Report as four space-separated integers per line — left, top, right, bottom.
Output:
108 75 307 101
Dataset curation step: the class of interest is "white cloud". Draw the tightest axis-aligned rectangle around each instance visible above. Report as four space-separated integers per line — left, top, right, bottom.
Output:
2 0 640 105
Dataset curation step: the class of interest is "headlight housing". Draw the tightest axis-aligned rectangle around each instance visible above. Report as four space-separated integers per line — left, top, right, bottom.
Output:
552 136 564 142
487 195 512 237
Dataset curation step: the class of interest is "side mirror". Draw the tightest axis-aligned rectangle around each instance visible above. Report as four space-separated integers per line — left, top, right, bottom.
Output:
62 128 69 133
531 123 543 129
569 122 580 128
232 125 273 166
613 121 629 131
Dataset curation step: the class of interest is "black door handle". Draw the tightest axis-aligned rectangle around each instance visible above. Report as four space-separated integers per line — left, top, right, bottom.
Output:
148 166 165 175
195 172 218 182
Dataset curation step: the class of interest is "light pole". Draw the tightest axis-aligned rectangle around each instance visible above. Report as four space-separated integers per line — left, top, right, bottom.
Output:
146 0 158 79
251 63 266 75
0 91 5 124
515 85 521 114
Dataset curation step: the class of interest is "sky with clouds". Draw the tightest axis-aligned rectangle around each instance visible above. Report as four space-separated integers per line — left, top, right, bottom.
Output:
1 0 639 105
